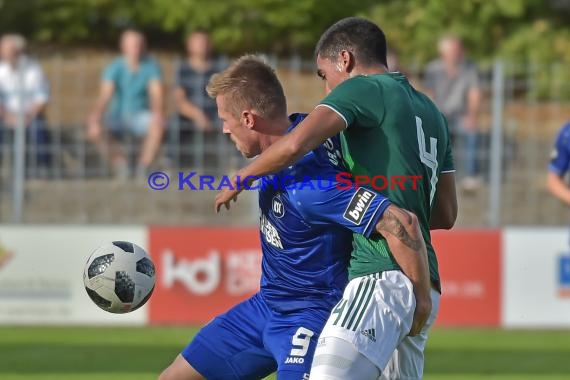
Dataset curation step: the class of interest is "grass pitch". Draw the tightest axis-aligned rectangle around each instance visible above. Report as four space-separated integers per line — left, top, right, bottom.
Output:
1 327 570 379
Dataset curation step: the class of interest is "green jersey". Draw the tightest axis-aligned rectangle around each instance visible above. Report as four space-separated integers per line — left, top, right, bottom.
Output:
320 72 454 291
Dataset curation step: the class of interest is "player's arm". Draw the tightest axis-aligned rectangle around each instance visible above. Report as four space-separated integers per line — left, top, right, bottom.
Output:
430 116 458 230
243 106 344 178
292 180 430 336
233 77 375 179
375 205 431 336
430 172 457 229
547 172 570 206
547 125 570 205
214 78 376 212
547 125 569 204
215 107 344 211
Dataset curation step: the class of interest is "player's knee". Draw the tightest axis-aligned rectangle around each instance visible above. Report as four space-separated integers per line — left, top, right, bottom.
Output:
158 355 205 380
158 368 203 380
276 370 312 380
157 367 173 380
311 337 380 380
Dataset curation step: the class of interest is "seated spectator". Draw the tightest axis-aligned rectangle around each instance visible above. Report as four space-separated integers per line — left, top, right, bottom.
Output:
87 29 164 179
172 30 229 170
424 35 482 191
0 34 51 176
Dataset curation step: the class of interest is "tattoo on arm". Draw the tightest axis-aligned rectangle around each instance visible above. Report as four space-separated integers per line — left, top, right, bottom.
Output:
377 208 423 251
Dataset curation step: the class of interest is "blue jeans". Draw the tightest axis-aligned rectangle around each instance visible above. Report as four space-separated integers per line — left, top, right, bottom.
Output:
457 128 478 177
449 117 479 178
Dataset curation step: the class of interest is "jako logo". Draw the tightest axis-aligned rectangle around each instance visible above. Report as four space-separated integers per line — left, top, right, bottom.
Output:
161 250 221 295
285 357 305 364
343 188 376 225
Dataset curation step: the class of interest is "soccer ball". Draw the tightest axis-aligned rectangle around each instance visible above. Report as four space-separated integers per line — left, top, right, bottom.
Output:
83 241 156 313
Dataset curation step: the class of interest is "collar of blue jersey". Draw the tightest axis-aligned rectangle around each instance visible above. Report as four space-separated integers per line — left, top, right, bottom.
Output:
262 113 311 183
287 113 308 133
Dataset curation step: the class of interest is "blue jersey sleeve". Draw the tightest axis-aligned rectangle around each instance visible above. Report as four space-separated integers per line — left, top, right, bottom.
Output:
291 183 391 238
285 113 390 237
549 122 570 176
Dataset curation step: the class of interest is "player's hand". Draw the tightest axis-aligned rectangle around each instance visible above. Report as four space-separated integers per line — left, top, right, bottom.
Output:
409 290 432 336
214 185 241 213
215 174 258 212
214 175 243 213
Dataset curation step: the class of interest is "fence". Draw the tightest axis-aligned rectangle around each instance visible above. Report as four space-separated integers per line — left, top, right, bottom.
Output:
0 53 569 226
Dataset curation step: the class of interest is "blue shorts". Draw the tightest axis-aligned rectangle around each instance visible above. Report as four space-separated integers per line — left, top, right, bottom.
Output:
182 293 331 380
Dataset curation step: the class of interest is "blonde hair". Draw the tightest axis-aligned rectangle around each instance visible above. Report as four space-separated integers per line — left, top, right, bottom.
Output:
206 55 286 118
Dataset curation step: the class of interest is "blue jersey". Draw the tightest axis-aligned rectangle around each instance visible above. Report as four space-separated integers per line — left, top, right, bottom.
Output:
258 113 391 312
182 113 392 379
550 122 570 177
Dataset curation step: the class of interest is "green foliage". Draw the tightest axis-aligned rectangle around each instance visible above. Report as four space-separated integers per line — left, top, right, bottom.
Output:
145 0 378 54
0 0 152 45
0 0 568 65
367 0 570 65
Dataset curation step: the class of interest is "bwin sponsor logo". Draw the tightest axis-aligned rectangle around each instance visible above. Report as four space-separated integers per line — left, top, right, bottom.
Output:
343 188 376 224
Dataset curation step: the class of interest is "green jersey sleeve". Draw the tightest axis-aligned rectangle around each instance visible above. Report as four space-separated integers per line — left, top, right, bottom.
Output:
319 76 384 129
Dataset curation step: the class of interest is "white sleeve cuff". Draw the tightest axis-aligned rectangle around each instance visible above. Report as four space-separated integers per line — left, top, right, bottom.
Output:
316 104 348 129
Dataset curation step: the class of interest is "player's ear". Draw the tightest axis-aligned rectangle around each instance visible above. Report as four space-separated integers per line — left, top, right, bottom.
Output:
242 110 255 130
339 50 355 74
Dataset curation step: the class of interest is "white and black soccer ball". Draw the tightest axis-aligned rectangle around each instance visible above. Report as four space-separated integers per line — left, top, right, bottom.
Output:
83 241 156 314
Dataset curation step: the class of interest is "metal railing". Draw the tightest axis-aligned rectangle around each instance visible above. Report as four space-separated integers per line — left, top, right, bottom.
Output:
0 54 568 226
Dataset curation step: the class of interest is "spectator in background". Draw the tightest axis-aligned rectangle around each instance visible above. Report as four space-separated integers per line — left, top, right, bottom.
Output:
172 30 228 169
175 30 223 132
0 34 51 176
548 121 570 205
87 29 164 179
386 48 419 87
424 35 482 191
